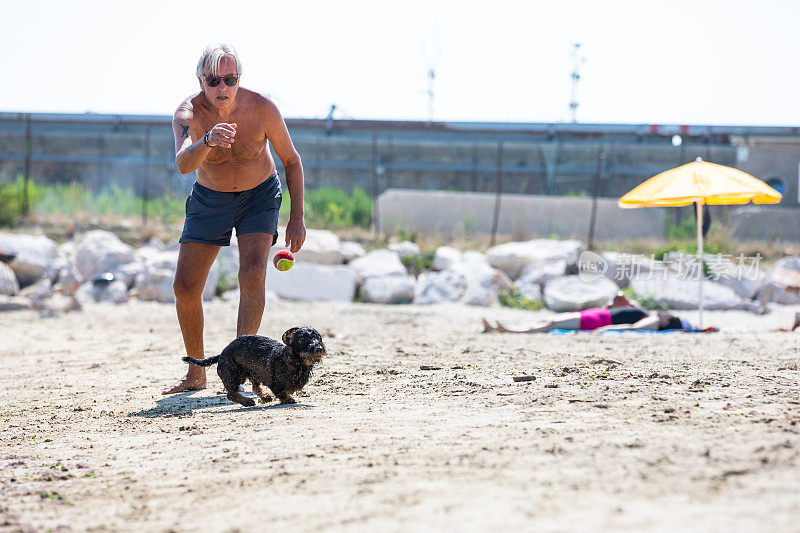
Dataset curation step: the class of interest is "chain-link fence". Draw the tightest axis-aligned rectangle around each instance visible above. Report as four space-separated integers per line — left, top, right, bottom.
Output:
0 113 739 226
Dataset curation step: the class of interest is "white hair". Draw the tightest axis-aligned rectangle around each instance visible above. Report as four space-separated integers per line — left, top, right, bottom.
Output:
196 43 242 78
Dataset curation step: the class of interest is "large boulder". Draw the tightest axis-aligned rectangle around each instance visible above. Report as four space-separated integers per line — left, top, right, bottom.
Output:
388 241 421 259
359 274 416 304
630 275 747 310
414 270 468 305
450 251 512 306
348 250 407 283
215 235 240 294
764 256 800 304
513 278 542 301
339 241 366 263
293 229 342 265
0 262 20 296
266 262 356 302
73 230 136 282
487 239 583 280
517 259 567 286
433 246 462 271
0 295 32 312
75 280 130 305
137 250 218 303
543 275 619 312
0 232 59 286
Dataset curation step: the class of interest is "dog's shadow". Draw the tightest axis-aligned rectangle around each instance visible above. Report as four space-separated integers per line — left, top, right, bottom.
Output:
130 391 314 418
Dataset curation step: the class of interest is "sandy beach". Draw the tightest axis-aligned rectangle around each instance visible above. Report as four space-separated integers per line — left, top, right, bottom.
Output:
2 299 800 532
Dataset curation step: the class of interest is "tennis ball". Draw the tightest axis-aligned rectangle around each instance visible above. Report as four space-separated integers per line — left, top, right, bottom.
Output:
273 249 295 271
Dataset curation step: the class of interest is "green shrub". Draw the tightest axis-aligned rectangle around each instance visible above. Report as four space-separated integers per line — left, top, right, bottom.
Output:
281 186 373 229
401 252 434 277
499 286 544 311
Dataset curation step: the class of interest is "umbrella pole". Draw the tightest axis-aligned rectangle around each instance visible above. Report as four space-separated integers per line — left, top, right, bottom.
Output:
696 201 704 329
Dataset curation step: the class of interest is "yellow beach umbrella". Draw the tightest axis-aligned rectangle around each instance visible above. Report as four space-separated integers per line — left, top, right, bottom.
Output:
619 157 782 327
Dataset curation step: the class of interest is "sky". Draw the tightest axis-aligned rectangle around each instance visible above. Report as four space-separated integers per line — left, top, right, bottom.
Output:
4 0 799 126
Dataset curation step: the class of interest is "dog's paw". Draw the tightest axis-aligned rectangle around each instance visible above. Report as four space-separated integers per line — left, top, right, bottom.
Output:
258 395 272 404
241 398 256 407
280 397 297 404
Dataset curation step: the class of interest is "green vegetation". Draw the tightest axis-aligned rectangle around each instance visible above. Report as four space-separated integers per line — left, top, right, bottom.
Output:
498 286 544 311
1 177 374 231
401 251 434 277
281 186 372 229
0 175 185 226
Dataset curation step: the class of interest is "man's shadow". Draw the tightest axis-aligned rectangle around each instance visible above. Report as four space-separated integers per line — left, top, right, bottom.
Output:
130 390 314 418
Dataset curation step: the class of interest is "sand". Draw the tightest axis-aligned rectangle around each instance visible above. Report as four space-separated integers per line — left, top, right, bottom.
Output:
2 299 800 532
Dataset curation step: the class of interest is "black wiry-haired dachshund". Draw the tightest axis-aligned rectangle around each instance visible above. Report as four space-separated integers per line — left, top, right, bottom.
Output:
183 326 326 407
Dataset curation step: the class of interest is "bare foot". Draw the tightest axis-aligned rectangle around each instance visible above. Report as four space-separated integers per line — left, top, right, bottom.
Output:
481 318 497 333
162 375 206 394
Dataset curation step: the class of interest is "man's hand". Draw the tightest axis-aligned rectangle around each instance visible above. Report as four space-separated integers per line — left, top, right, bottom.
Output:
207 123 237 148
285 217 306 253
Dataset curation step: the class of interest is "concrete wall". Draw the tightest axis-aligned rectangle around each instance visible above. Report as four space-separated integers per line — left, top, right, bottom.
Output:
729 205 800 243
378 189 800 243
377 189 666 241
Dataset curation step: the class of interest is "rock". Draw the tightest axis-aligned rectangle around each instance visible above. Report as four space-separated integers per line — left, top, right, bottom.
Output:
388 241 421 258
74 230 136 282
449 251 512 306
359 274 416 304
339 241 366 263
114 262 146 290
702 254 764 300
433 246 462 271
348 250 407 283
414 270 468 305
75 280 130 305
765 256 800 304
0 232 59 286
487 239 583 280
0 295 32 311
513 278 542 301
543 275 619 312
0 262 19 296
293 228 342 265
32 293 81 314
137 250 218 303
266 262 356 301
630 275 748 310
215 235 240 293
517 259 567 286
19 278 53 304
600 252 675 289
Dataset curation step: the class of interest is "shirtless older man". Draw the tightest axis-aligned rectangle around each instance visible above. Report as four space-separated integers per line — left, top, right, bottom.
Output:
163 43 306 394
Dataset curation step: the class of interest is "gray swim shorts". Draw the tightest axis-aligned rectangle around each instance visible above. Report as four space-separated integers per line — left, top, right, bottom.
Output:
179 173 282 247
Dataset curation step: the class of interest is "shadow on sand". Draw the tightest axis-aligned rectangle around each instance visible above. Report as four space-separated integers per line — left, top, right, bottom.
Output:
130 390 314 418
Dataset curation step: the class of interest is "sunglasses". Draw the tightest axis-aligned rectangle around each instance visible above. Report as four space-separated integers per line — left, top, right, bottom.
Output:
205 75 239 87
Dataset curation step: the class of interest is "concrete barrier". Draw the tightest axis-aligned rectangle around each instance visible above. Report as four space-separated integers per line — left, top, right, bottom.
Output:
377 189 666 240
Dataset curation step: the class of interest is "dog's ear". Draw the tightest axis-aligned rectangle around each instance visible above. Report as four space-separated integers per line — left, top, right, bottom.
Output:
282 327 299 346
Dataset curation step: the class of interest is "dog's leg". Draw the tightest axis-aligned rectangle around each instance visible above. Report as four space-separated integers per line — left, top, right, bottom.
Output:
226 388 256 407
218 361 255 407
251 381 273 403
275 391 296 404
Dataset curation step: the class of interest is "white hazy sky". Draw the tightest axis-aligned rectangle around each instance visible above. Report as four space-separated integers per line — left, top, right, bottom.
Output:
5 0 799 126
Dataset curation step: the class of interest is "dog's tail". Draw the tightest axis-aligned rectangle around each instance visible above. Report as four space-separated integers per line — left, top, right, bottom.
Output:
182 355 220 367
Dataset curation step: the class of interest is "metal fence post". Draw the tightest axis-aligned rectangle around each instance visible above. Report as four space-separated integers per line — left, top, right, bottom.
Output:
587 145 606 250
142 125 151 224
22 114 31 216
371 133 380 236
490 140 504 246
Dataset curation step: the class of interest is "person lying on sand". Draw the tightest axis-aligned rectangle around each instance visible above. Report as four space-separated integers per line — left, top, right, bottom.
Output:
482 308 717 334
